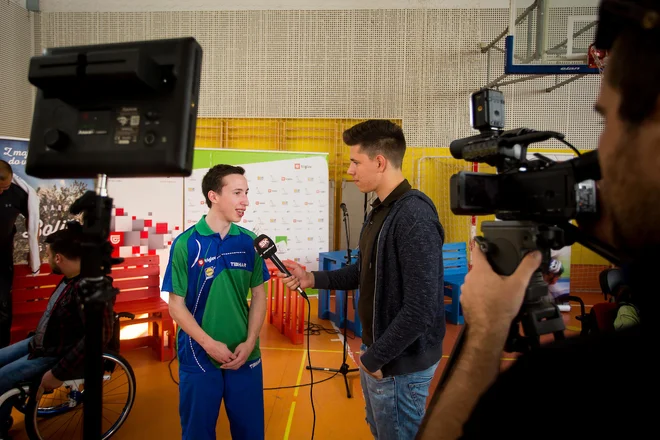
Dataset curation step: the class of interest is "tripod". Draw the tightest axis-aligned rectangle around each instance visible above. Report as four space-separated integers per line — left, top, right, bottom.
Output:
70 175 122 439
306 205 359 398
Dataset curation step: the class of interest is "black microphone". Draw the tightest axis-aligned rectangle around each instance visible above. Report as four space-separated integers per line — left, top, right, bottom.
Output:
339 202 348 216
254 234 308 299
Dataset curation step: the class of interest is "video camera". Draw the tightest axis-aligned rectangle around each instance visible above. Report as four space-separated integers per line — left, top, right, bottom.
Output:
449 88 614 353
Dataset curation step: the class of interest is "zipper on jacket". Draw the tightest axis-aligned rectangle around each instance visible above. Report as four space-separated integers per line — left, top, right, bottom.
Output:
373 226 383 344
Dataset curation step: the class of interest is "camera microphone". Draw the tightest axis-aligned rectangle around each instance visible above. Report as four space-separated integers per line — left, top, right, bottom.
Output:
253 234 308 299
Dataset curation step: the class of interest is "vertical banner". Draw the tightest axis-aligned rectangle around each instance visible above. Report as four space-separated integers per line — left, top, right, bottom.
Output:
1 136 95 265
185 149 330 271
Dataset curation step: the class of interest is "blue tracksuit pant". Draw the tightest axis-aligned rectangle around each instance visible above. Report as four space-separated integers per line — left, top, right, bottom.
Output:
179 357 264 440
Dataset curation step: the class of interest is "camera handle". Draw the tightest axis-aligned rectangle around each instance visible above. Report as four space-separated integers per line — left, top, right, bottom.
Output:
473 222 567 353
416 220 621 439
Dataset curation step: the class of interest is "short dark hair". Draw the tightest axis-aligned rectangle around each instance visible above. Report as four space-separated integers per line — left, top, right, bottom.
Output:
201 164 246 208
343 120 406 169
604 3 660 126
45 221 85 260
0 160 12 177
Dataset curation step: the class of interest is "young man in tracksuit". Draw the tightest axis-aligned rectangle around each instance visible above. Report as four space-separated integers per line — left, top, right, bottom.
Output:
163 164 269 440
279 120 446 439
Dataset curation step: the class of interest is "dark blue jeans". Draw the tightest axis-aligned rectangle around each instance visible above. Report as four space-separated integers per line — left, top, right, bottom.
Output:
0 338 58 424
360 344 439 439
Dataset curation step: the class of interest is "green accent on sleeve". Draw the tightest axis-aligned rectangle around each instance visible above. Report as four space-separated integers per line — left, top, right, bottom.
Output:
251 253 266 288
171 229 193 297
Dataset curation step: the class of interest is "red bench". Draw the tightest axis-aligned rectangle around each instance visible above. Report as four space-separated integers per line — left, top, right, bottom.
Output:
10 255 174 362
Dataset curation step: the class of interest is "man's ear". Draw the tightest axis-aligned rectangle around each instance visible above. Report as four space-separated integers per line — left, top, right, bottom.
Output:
208 190 219 204
376 154 387 172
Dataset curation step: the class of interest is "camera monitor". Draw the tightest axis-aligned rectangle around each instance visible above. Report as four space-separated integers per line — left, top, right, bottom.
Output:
26 37 202 178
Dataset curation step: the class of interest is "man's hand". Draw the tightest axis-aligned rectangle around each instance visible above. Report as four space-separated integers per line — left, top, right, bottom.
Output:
461 243 542 338
40 370 63 391
221 341 255 370
276 259 314 291
203 339 237 364
358 358 383 380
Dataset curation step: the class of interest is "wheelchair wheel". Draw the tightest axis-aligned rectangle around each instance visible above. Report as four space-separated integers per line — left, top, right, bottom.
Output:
24 351 136 440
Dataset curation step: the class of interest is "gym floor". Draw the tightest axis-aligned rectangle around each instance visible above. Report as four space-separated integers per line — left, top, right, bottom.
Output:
7 292 603 440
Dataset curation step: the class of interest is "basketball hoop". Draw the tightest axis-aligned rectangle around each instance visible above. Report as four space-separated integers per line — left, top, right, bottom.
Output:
588 44 609 75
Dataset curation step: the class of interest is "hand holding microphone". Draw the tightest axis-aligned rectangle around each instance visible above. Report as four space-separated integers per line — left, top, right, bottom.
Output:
253 234 314 298
279 261 315 291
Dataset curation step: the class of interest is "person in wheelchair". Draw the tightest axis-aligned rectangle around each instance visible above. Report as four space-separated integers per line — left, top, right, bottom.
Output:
0 222 115 439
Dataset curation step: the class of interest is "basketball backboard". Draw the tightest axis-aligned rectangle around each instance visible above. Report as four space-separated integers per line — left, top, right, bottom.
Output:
507 0 603 75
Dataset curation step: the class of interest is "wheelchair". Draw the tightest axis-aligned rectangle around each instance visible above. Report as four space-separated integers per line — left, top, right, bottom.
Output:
0 312 137 440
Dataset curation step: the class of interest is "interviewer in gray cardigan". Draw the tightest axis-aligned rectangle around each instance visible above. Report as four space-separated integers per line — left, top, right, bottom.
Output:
278 120 445 440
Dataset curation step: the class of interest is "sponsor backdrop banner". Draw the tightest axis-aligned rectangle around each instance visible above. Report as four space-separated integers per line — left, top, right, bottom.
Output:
6 139 329 297
1 136 95 265
185 149 330 272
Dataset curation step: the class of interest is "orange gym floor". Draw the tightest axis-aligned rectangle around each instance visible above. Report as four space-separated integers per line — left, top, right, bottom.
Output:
7 292 603 440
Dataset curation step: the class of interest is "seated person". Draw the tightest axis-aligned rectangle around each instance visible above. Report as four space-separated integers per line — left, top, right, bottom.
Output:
542 259 570 311
0 222 115 439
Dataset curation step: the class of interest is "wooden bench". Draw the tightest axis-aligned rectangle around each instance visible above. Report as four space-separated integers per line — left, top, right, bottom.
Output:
10 255 174 362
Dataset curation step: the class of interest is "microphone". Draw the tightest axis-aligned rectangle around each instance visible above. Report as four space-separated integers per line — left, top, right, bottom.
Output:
254 234 308 299
339 203 348 216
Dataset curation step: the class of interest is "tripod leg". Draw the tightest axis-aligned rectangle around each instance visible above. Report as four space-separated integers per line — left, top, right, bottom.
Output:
343 371 352 398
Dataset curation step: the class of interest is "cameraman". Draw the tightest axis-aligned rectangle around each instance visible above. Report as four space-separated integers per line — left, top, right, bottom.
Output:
417 1 654 438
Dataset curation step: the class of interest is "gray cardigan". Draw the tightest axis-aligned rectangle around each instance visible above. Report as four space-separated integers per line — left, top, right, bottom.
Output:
313 190 446 376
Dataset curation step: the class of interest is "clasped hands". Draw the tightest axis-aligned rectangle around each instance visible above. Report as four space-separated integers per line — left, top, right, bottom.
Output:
203 338 255 370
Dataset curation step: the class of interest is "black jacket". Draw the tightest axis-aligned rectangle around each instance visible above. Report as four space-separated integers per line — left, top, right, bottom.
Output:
314 190 445 376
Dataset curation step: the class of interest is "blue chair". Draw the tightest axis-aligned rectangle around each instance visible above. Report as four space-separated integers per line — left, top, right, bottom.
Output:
443 242 468 325
317 241 469 334
317 249 362 337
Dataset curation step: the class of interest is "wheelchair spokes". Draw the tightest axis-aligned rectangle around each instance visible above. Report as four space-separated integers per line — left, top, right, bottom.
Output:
25 352 136 440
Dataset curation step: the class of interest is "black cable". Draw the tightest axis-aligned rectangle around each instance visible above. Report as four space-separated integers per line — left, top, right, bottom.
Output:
168 352 178 385
559 138 582 156
168 347 340 392
304 296 315 440
305 320 355 339
263 371 340 390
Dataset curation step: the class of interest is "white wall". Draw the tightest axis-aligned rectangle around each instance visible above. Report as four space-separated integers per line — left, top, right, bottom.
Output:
35 6 603 152
0 1 37 139
38 0 600 12
8 0 27 8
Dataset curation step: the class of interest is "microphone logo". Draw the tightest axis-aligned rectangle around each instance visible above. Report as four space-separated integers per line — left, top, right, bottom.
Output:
258 237 270 249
